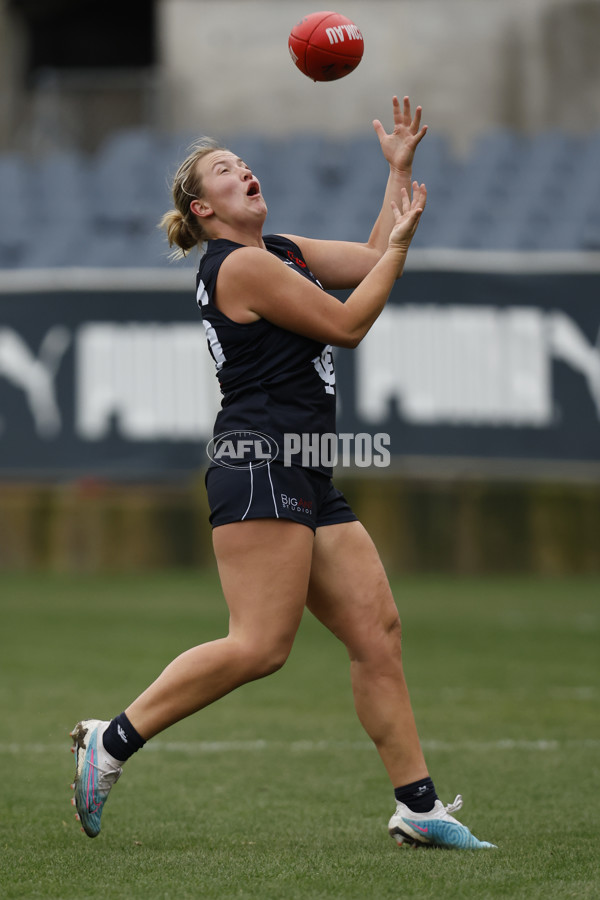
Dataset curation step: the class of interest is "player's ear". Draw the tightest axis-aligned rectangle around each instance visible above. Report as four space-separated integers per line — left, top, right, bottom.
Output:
190 199 212 218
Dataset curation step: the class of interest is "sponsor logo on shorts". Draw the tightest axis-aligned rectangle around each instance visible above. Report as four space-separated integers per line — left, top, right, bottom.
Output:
207 431 279 469
280 494 313 515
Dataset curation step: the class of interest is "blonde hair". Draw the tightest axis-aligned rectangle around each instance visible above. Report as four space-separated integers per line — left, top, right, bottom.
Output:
159 138 227 259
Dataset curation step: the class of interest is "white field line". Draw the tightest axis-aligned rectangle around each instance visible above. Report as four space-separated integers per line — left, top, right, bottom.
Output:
1 738 599 755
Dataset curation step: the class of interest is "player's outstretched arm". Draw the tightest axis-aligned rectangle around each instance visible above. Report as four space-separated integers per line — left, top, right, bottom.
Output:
368 95 428 255
284 96 427 290
217 184 426 349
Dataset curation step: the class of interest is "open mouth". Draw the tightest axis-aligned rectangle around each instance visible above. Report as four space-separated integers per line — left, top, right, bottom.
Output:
247 181 260 197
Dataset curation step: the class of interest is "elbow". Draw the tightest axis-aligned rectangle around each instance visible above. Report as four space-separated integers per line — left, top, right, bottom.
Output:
336 319 372 348
329 314 371 349
335 330 363 350
345 333 363 349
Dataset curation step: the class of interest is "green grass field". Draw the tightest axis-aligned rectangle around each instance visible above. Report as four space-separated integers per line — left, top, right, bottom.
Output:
1 571 598 899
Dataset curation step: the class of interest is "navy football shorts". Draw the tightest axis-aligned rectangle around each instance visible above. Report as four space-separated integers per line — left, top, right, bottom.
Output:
205 462 358 532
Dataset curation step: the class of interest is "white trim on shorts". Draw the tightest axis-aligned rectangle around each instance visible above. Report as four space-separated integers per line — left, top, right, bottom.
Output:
241 463 254 521
266 461 279 518
240 461 280 521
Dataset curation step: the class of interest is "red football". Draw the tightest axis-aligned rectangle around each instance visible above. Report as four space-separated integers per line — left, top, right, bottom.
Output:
288 11 364 82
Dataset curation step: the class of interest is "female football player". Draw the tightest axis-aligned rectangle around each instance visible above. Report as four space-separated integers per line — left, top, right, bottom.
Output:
71 96 495 851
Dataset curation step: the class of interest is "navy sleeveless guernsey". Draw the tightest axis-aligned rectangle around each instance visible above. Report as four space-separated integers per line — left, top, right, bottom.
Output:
196 234 337 476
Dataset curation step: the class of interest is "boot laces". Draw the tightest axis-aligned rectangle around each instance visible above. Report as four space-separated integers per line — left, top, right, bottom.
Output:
90 759 122 791
445 794 463 815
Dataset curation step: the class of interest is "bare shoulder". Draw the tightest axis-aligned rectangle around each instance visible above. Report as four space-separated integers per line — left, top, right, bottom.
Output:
220 243 273 271
219 244 288 285
215 243 310 323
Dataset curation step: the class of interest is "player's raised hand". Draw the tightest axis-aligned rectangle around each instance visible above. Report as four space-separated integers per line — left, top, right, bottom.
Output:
373 96 427 174
388 182 427 253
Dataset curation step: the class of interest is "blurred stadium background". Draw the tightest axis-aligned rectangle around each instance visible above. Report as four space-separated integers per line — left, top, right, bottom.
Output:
0 0 599 574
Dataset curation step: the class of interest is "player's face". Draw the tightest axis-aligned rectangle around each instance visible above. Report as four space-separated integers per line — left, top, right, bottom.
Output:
193 150 267 225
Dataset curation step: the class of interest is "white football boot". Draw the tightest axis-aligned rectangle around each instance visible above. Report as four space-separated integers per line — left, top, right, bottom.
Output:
388 794 497 849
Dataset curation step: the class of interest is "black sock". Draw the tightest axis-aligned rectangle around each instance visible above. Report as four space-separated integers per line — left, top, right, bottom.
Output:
102 712 146 762
394 777 438 813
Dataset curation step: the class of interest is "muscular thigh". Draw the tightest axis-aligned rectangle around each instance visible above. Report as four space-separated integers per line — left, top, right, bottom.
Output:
213 518 314 650
306 520 401 659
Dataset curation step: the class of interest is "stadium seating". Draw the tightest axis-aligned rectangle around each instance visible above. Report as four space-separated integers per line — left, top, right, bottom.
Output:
0 154 33 267
1 127 600 268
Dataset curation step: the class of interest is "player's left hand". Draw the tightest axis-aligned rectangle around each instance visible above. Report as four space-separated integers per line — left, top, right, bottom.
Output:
372 96 427 174
388 181 427 253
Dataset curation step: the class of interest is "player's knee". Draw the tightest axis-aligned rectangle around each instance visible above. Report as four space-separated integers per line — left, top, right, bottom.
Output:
381 613 403 656
239 638 292 679
257 651 289 677
386 613 403 643
350 613 403 664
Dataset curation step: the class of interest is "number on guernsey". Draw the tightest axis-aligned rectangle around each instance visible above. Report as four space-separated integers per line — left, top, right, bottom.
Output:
312 346 335 395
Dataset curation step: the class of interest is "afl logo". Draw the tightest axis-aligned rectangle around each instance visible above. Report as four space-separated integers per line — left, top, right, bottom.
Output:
207 430 279 469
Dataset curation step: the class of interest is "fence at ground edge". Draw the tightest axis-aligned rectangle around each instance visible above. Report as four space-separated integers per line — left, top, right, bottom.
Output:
1 476 598 575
